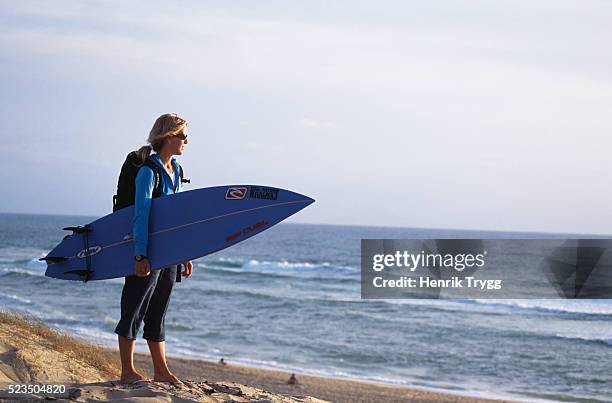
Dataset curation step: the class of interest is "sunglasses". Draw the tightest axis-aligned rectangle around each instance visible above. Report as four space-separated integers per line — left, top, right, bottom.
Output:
174 133 188 140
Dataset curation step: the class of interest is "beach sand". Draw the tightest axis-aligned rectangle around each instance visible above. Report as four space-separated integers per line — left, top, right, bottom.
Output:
0 311 509 402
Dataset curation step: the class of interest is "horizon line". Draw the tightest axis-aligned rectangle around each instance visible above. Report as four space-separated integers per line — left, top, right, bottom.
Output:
1 210 609 237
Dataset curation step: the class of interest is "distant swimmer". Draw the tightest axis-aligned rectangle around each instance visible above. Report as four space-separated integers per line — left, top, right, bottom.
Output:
219 358 227 365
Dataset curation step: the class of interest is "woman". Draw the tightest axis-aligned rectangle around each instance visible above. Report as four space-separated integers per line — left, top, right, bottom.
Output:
114 113 194 384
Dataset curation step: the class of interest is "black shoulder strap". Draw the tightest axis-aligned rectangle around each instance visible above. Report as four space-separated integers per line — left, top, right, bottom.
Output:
143 159 162 198
179 164 190 184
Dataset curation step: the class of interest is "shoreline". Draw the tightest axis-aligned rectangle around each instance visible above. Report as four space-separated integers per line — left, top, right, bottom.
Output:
92 337 520 402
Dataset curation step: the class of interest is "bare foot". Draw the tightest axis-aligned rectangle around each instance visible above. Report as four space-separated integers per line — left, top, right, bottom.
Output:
120 371 147 384
153 371 183 385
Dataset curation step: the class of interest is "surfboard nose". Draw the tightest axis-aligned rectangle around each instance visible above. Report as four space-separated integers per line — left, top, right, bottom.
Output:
279 187 315 204
291 190 314 203
294 194 315 208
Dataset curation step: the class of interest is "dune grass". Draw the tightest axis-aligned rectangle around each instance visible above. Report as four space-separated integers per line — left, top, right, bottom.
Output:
0 310 121 378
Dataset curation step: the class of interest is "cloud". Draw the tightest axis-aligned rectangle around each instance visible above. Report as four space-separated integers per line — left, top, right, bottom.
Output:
2 0 611 99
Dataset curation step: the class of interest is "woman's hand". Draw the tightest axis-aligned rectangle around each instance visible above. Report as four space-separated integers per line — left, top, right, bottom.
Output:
182 260 193 278
135 258 151 277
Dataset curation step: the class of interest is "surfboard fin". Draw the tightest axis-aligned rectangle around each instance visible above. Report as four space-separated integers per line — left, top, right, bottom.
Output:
39 256 68 264
61 225 94 281
63 269 94 282
62 226 92 234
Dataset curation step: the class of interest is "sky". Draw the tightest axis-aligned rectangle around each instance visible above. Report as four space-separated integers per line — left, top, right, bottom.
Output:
1 0 611 234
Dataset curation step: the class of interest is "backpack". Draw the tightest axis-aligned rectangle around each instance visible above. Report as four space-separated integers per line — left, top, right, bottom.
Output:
112 151 188 212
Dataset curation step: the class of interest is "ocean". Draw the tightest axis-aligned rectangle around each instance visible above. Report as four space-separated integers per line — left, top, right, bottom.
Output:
0 212 611 402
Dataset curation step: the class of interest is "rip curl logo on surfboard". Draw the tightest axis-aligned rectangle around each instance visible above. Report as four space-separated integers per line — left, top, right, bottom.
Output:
77 246 102 258
225 187 247 200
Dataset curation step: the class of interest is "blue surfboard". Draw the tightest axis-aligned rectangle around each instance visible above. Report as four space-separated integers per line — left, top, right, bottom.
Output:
43 185 314 281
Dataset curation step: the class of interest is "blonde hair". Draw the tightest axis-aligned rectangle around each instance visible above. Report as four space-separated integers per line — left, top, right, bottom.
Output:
136 113 188 162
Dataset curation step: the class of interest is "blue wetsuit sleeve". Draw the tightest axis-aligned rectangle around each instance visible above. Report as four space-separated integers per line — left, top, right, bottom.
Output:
133 167 155 257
